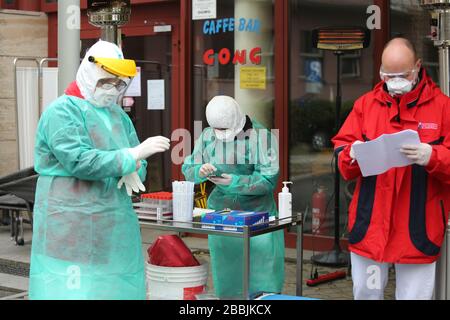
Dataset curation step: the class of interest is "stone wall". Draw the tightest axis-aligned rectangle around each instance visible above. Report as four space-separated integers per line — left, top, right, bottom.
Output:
0 10 48 176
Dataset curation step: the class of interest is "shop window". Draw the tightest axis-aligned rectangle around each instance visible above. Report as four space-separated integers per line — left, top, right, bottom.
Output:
289 0 374 236
192 0 276 131
341 51 361 79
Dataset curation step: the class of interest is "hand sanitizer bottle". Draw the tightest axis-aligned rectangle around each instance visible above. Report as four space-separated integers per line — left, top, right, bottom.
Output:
278 182 293 220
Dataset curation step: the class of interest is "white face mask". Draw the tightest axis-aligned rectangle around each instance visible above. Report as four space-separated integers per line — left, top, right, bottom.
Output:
386 77 416 96
214 129 236 142
91 86 121 108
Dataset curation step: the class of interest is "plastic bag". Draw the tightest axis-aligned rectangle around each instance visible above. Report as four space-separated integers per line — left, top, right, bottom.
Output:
148 235 200 267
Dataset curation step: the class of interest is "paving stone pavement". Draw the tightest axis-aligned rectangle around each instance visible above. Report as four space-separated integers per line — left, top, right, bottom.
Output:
0 226 398 300
193 252 396 300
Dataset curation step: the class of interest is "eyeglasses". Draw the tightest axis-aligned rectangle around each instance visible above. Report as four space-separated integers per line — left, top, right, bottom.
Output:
379 68 418 82
96 78 129 91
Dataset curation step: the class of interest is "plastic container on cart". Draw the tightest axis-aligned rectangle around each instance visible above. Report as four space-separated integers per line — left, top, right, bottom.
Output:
172 192 195 225
134 192 173 221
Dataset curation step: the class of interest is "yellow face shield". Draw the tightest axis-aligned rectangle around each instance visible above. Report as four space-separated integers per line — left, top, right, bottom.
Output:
88 56 137 77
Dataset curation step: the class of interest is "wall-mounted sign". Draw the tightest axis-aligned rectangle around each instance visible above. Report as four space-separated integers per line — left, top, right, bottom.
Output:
202 17 261 35
240 67 266 90
154 25 172 33
201 17 263 67
193 0 217 21
147 80 165 110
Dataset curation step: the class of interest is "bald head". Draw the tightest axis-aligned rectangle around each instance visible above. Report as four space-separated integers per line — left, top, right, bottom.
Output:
381 38 421 76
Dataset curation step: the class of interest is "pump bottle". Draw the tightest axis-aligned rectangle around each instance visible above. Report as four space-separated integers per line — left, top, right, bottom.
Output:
278 182 293 219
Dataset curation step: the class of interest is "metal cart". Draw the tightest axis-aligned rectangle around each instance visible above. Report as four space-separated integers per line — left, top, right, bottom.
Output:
139 213 304 300
0 168 37 246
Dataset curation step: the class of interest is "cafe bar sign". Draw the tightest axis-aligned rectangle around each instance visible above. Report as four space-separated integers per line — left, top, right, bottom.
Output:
202 17 263 66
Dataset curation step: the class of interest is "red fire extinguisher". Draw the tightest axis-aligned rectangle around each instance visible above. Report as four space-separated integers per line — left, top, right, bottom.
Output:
312 186 328 235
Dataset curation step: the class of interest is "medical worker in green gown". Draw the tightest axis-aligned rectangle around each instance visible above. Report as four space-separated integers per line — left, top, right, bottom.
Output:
29 40 171 300
182 96 285 299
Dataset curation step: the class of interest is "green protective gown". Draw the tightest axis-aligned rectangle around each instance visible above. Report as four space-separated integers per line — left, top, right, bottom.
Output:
29 94 148 300
182 118 285 299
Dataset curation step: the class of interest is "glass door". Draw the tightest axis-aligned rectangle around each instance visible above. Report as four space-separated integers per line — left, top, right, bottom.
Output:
81 32 174 192
122 34 173 192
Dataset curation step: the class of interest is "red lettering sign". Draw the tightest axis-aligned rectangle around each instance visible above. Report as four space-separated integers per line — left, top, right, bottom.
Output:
203 49 214 65
232 50 246 65
249 47 262 65
202 47 262 66
218 48 231 65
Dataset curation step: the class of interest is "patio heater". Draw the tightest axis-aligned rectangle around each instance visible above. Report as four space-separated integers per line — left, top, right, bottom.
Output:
419 0 450 300
310 27 371 267
87 0 131 45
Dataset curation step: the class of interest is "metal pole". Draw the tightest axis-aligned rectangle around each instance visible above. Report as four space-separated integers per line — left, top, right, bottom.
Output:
334 51 342 250
243 226 250 300
296 212 304 297
310 52 348 267
436 229 448 299
439 46 450 95
446 223 450 298
435 45 450 301
58 0 80 96
101 25 118 44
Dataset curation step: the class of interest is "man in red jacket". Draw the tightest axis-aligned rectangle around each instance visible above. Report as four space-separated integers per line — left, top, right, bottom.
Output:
332 37 450 300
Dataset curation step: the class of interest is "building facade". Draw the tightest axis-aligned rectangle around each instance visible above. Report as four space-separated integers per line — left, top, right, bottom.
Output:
0 0 440 248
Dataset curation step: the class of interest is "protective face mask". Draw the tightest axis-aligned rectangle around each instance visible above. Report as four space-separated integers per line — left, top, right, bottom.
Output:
386 77 415 96
91 86 122 108
214 129 236 142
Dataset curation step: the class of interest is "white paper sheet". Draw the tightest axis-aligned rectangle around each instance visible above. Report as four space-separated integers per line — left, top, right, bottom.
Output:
147 79 165 110
353 129 421 177
125 66 141 97
192 0 217 20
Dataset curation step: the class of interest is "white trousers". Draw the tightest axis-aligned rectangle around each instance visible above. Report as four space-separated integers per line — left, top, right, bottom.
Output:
351 252 436 300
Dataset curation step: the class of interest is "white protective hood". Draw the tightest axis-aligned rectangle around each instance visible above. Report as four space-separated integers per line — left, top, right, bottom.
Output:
76 40 127 101
205 96 246 141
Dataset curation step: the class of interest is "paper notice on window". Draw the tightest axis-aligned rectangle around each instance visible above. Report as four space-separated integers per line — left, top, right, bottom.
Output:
125 66 141 97
193 0 217 20
353 130 421 177
240 67 266 90
147 80 165 110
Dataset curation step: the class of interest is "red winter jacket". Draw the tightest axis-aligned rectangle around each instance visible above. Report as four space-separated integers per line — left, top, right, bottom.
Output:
332 69 450 264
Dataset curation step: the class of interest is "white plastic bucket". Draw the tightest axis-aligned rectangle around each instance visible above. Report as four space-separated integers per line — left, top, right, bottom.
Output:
145 262 209 300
